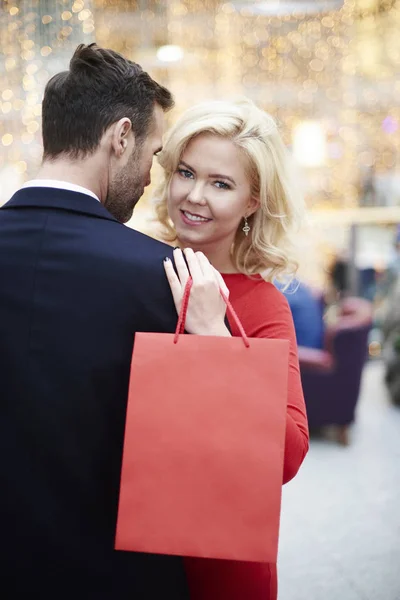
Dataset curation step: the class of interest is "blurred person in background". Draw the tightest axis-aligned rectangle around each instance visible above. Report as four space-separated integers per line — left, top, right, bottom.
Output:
328 251 349 301
155 98 309 600
274 278 325 350
381 277 400 406
387 227 400 282
381 227 400 404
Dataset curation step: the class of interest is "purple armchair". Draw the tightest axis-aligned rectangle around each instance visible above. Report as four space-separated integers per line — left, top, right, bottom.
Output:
298 297 373 445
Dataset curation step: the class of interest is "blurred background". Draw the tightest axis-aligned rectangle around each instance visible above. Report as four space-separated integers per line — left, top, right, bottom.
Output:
1 1 400 598
1 0 400 308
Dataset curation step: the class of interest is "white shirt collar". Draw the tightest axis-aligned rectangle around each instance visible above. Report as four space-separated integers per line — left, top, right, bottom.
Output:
21 180 100 203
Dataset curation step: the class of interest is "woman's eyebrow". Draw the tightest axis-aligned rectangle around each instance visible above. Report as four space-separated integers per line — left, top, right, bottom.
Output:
179 160 195 171
208 172 236 185
180 160 236 185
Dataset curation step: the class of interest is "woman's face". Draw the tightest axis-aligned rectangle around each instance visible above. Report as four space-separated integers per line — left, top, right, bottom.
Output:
167 133 258 252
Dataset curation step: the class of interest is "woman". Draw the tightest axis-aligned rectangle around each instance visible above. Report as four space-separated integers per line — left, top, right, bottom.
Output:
156 98 309 599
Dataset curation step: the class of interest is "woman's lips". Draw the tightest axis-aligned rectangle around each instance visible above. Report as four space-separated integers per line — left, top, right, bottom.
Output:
180 210 212 226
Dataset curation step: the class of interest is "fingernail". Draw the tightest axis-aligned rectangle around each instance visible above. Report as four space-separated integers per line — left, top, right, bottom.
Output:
173 246 180 250
164 256 170 262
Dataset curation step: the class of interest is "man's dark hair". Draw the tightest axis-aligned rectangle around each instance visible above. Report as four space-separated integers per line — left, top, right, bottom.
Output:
42 43 174 160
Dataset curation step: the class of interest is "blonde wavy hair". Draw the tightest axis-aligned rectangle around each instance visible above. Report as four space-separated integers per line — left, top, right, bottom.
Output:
154 98 304 281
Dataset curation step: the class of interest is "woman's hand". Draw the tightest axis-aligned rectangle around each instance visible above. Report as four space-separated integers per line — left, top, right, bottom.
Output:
164 248 231 337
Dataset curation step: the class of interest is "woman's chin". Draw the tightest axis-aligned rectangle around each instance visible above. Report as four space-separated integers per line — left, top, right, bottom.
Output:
176 231 211 249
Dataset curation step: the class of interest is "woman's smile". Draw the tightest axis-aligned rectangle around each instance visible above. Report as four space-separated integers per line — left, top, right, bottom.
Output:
180 209 212 225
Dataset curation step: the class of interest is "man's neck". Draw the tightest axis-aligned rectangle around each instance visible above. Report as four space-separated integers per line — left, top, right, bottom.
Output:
36 158 106 203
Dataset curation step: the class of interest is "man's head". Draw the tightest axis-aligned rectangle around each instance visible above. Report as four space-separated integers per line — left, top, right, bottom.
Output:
42 43 174 222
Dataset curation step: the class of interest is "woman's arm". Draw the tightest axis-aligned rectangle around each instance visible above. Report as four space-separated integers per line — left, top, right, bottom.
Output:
236 283 309 484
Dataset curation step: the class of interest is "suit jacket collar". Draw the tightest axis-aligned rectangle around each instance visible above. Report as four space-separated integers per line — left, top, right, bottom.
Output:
2 186 120 224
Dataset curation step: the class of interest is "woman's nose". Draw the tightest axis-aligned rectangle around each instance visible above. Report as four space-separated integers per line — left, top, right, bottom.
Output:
187 182 206 205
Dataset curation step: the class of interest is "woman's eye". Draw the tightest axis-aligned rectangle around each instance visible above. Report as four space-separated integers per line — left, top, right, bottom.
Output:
178 168 193 179
215 181 231 190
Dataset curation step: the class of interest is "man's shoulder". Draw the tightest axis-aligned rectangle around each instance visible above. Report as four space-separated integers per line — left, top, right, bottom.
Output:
104 224 173 262
87 222 175 287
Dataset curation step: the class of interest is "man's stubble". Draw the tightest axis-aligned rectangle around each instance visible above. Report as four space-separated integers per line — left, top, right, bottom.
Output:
105 143 144 224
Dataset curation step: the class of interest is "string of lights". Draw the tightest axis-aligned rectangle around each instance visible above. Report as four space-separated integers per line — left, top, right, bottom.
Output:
0 0 399 209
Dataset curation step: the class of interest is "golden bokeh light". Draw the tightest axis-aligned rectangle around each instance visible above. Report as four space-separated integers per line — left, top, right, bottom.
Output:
0 0 399 219
2 134 14 147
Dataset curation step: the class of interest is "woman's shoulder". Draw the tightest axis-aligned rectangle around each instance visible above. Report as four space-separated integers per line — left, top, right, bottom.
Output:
223 274 294 338
222 273 291 316
223 273 288 300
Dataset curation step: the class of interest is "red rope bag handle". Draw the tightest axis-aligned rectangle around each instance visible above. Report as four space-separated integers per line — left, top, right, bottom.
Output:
174 277 250 348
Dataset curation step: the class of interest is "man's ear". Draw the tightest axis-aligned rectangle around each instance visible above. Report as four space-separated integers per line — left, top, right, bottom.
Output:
111 118 133 158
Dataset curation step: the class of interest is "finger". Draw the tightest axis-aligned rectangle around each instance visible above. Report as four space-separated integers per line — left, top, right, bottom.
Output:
164 258 183 309
194 251 215 279
173 248 190 287
212 267 230 298
183 248 203 283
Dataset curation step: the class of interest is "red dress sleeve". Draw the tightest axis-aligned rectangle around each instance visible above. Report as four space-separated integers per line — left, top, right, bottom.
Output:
230 280 309 483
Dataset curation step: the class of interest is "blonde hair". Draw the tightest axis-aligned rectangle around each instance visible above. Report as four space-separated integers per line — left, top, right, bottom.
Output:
154 98 304 281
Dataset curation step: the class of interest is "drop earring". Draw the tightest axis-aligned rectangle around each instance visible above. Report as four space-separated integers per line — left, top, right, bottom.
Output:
242 216 250 236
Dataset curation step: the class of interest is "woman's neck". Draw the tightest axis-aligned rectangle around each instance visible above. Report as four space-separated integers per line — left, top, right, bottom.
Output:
176 238 238 274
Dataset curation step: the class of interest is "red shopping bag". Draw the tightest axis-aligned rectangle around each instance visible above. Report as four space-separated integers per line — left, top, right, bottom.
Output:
115 279 289 563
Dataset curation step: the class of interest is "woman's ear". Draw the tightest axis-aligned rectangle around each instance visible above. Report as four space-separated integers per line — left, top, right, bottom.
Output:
111 117 133 158
247 195 260 217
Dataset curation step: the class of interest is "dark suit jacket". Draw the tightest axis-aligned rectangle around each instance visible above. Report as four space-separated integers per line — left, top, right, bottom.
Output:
0 187 189 599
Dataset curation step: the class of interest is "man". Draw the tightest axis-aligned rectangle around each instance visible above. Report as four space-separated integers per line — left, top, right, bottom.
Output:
0 44 189 598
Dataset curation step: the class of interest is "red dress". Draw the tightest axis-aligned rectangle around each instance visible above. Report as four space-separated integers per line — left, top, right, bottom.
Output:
185 274 309 600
